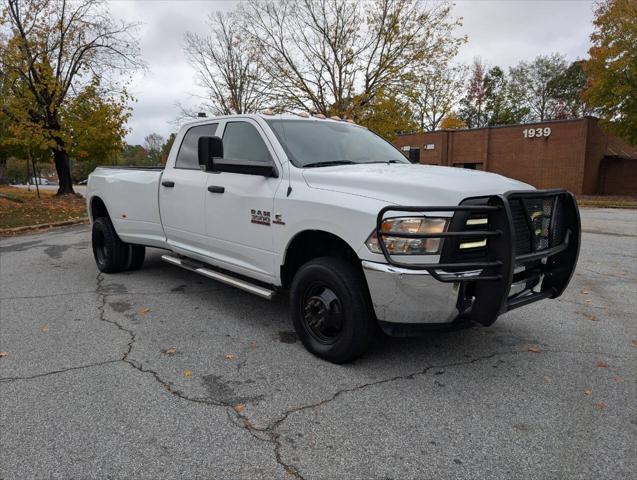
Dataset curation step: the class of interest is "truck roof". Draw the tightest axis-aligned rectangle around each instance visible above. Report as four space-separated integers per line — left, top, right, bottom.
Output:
180 112 357 129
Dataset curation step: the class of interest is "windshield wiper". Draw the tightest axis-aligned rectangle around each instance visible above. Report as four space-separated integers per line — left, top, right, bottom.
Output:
303 160 357 168
364 160 403 164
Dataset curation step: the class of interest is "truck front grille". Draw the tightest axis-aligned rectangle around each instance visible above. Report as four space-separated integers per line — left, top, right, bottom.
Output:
509 196 564 255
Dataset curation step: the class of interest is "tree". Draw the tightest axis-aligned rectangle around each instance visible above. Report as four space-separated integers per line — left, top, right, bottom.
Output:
483 66 528 126
238 0 464 118
144 133 164 165
411 63 465 131
65 79 131 180
160 133 176 165
357 89 417 141
508 53 568 122
583 0 637 143
458 60 532 128
1 0 141 194
458 58 488 128
439 112 466 130
0 65 9 184
547 61 590 119
184 12 268 115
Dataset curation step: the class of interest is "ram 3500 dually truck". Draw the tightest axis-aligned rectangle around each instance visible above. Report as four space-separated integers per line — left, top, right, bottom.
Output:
87 113 580 363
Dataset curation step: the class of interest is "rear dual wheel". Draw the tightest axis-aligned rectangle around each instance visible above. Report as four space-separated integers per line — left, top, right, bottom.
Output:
290 257 375 364
92 217 145 273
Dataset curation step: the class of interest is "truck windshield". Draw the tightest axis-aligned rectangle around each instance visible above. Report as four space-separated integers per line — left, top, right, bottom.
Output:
266 119 409 167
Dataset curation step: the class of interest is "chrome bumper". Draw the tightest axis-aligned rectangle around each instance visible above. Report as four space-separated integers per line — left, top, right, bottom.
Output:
361 260 461 324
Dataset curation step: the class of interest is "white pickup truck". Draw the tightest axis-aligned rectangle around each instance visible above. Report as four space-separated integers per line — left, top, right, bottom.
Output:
87 113 580 363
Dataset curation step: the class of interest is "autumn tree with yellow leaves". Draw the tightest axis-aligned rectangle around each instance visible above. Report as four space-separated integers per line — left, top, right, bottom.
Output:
0 0 142 194
583 0 637 144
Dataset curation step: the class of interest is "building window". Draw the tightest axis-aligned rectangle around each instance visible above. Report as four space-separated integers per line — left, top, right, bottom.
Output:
408 148 420 164
453 162 483 170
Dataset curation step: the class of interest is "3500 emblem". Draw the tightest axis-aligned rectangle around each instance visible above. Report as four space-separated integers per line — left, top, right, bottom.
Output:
251 210 285 226
251 209 271 225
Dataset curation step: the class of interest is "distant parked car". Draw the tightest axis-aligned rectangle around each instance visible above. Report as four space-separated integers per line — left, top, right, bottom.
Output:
29 177 53 185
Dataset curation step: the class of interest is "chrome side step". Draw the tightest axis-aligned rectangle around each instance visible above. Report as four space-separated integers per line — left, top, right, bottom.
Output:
161 254 275 300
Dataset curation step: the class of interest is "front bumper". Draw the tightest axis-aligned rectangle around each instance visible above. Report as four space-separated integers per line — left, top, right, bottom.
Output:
364 189 581 327
362 261 462 324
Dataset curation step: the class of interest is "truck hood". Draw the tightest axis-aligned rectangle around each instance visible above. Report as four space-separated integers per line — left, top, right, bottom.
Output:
302 163 533 206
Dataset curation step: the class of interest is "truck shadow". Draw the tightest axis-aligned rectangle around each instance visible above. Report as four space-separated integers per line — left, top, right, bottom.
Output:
135 249 542 366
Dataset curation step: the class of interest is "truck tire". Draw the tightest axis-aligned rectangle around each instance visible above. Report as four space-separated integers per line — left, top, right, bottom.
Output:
127 245 146 271
290 256 375 363
92 217 129 273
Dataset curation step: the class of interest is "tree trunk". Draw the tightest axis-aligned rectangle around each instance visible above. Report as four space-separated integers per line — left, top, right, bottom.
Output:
0 156 8 185
53 148 75 195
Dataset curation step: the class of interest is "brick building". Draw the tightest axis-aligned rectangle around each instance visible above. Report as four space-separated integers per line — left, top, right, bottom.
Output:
394 117 636 196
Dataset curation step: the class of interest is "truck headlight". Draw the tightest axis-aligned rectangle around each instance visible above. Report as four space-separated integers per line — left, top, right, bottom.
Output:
365 217 449 255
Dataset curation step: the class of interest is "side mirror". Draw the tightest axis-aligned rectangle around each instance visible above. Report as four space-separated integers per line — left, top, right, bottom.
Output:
198 136 223 171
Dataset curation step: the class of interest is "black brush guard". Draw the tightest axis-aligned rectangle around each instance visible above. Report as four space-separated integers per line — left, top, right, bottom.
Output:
375 189 581 326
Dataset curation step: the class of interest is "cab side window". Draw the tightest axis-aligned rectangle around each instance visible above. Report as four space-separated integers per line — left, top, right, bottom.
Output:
223 122 272 163
175 123 218 169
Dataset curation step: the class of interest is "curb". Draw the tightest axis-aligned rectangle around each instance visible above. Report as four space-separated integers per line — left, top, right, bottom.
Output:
0 218 89 235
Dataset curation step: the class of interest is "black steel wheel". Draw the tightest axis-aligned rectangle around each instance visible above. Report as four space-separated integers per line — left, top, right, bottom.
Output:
302 284 344 345
92 217 129 273
290 256 375 363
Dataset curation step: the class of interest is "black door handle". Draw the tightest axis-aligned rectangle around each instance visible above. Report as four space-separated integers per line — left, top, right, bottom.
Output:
161 180 175 188
208 185 225 194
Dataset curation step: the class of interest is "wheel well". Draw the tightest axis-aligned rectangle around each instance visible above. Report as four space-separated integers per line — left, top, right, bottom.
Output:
281 230 360 287
90 196 110 221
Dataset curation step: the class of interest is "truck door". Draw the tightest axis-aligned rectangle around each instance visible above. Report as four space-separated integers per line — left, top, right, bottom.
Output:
159 123 218 255
204 119 282 283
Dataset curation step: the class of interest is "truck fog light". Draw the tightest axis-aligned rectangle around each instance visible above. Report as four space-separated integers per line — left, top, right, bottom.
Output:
366 217 448 255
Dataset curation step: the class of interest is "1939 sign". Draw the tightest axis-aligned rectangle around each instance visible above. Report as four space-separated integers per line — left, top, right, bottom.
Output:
523 127 551 138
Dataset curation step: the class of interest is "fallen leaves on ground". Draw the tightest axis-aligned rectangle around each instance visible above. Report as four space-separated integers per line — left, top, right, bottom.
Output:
0 351 8 358
162 347 177 355
580 288 590 295
596 361 609 368
0 186 87 230
527 346 541 353
183 370 193 378
584 388 593 396
224 353 238 360
233 404 246 413
581 312 599 321
139 307 151 314
593 402 607 410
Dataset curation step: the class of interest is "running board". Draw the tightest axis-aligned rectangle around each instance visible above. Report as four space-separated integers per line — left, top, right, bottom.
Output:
161 254 275 300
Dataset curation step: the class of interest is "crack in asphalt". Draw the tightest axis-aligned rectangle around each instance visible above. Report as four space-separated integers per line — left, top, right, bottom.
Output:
93 272 301 477
581 229 637 239
3 271 630 479
0 360 119 382
0 287 225 301
0 291 97 300
222 351 524 480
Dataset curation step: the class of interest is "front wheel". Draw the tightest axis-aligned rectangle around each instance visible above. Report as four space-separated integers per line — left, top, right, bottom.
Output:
290 257 375 363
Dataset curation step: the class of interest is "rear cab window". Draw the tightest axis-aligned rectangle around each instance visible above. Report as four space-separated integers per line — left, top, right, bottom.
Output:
175 123 218 169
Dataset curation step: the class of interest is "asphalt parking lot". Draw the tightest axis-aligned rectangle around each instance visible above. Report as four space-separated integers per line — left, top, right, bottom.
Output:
1 208 635 479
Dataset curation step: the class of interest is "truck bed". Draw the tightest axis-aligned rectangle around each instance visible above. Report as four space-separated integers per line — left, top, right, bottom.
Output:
97 165 165 171
88 166 166 248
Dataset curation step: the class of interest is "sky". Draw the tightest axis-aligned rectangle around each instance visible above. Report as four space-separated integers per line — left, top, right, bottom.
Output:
107 0 596 145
